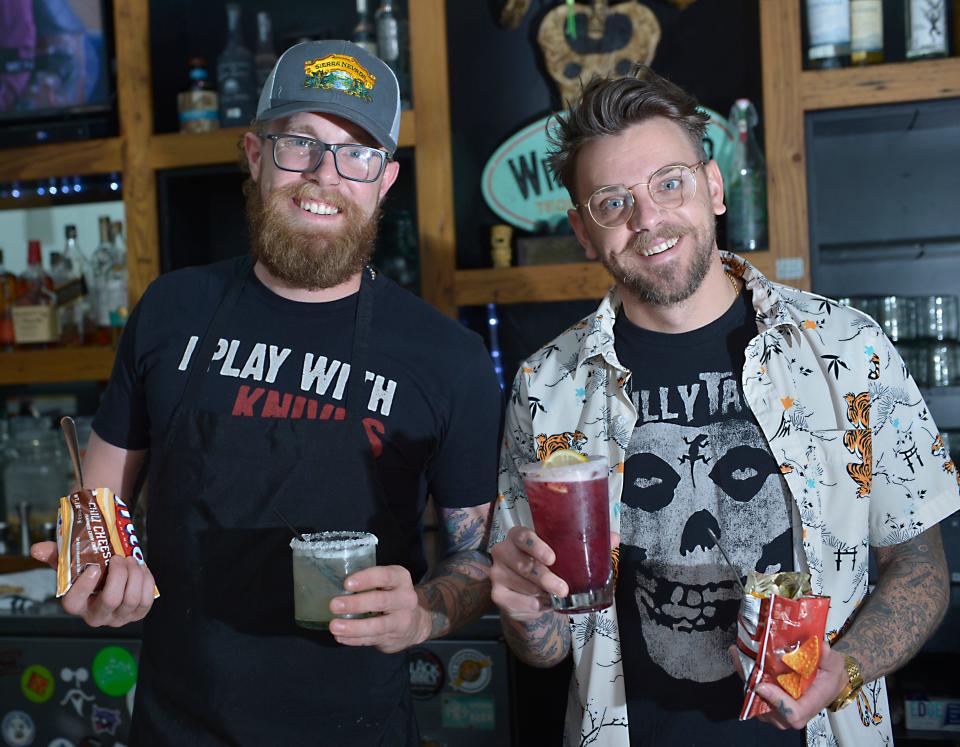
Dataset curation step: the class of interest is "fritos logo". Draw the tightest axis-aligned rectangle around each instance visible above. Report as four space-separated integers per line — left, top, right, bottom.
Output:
112 495 145 565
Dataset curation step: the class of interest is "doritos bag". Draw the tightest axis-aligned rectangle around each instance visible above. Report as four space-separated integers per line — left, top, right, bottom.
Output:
737 570 830 719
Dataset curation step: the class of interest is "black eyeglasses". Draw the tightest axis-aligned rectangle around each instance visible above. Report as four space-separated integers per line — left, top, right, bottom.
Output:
261 133 389 183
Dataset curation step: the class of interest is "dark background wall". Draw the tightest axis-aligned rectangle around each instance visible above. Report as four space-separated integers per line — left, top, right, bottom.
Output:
145 0 763 377
445 0 763 378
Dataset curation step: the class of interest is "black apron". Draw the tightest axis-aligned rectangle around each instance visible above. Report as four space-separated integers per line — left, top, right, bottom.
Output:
131 259 417 746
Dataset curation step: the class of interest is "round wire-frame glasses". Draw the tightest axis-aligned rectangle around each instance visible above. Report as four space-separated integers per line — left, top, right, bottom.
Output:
578 161 705 229
261 133 389 183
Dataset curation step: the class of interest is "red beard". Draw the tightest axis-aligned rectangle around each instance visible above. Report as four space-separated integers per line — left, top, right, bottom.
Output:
244 180 380 291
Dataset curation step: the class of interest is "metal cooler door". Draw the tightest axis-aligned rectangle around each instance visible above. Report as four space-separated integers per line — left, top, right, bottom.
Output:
410 637 514 746
0 636 140 746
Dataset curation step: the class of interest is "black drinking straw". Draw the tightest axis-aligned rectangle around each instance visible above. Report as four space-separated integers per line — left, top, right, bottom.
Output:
272 507 307 542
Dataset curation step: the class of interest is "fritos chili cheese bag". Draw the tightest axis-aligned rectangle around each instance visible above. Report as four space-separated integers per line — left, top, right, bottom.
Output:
56 487 159 599
737 570 829 720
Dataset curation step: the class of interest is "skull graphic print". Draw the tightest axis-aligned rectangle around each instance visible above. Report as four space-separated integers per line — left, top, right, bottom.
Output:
619 417 792 683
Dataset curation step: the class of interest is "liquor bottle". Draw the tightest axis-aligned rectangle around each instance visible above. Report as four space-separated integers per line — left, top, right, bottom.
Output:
375 0 411 107
0 249 16 350
105 220 129 337
906 0 949 58
57 224 91 346
353 0 379 56
726 99 768 254
12 240 58 347
178 57 219 134
216 4 257 127
254 12 278 94
850 0 884 64
90 216 115 345
805 0 852 68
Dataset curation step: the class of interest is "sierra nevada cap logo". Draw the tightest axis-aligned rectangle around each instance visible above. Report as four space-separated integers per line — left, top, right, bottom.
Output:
304 54 376 102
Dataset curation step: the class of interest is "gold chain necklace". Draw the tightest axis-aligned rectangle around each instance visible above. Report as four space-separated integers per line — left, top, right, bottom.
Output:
725 271 741 298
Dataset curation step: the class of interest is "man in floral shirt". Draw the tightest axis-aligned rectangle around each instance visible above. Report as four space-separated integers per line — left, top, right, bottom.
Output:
489 66 959 747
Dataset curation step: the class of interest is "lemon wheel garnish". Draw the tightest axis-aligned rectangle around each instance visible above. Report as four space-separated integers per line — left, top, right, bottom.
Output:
542 449 588 467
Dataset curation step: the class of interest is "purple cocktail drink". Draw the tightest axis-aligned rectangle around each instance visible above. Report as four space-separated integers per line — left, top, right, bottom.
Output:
520 455 612 614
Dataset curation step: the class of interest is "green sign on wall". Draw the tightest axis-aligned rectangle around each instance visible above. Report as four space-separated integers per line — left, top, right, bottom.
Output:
481 107 736 233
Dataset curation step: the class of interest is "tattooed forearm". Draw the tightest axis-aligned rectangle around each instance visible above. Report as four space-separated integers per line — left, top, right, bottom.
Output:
418 550 492 639
833 526 950 683
502 610 571 668
440 506 490 554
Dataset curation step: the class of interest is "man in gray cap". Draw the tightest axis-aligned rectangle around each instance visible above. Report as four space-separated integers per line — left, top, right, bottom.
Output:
33 40 501 745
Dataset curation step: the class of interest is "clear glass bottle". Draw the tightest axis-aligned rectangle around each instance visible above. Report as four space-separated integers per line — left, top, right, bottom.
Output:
106 220 129 339
353 0 379 56
216 4 257 127
4 419 70 546
906 0 949 59
850 0 884 64
726 99 768 254
254 12 278 94
57 224 91 346
376 0 411 107
805 0 852 68
90 216 115 345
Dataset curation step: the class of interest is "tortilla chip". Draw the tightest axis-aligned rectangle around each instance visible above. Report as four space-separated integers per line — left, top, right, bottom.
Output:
782 635 819 678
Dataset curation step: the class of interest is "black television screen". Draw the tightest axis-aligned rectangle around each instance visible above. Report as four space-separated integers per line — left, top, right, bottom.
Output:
0 0 114 144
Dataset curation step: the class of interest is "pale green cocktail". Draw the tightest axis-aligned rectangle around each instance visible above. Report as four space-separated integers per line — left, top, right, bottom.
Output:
290 531 378 630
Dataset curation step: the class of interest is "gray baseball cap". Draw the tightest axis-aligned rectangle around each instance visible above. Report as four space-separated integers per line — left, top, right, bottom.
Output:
255 40 401 155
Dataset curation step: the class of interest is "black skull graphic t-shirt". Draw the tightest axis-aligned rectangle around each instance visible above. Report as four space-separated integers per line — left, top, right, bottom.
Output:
613 289 802 747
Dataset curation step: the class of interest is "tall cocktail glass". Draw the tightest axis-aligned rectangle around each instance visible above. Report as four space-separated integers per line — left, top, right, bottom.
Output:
290 531 378 629
519 455 612 614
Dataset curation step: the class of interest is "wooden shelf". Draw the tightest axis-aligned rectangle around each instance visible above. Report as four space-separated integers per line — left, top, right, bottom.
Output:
800 57 960 111
0 137 123 183
454 262 612 306
147 110 417 171
0 347 115 386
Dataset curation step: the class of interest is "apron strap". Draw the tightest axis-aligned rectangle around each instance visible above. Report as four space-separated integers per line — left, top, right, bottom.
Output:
165 256 253 446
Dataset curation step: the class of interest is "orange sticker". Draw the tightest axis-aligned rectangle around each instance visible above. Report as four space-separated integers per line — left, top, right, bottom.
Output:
782 635 819 678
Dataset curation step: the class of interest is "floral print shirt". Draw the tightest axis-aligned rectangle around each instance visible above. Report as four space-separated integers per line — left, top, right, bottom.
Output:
489 253 960 747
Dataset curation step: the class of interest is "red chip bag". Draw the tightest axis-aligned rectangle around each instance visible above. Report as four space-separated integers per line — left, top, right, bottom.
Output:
737 584 830 720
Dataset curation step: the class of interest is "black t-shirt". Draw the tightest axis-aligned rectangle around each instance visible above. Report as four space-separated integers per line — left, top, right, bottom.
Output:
94 258 502 581
613 290 803 747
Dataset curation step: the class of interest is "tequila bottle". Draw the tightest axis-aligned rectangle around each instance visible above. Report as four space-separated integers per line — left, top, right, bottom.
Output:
216 4 257 127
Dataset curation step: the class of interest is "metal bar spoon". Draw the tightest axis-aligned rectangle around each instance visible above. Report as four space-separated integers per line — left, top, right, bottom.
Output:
60 416 85 491
707 528 747 594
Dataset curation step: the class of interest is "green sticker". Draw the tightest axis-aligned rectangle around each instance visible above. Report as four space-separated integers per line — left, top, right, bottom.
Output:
20 663 55 703
92 645 138 697
441 693 495 730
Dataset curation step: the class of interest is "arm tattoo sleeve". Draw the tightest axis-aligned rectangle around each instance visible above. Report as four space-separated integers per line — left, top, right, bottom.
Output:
833 525 950 683
502 609 571 668
416 506 493 640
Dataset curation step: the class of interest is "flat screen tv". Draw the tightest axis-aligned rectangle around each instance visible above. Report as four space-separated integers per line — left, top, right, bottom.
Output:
0 0 116 148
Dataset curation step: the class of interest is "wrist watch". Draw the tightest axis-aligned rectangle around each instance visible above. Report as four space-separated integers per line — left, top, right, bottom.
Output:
829 655 865 712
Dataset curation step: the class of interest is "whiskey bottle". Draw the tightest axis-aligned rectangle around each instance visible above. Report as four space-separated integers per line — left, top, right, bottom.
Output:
906 0 949 58
805 0 852 68
850 0 884 64
254 12 278 94
178 57 219 133
12 240 58 347
353 0 379 56
216 4 257 127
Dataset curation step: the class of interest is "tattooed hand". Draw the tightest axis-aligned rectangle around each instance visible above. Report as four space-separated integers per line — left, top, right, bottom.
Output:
728 640 849 730
490 525 568 620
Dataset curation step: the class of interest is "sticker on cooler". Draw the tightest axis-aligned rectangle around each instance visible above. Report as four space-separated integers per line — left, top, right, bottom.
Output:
447 648 492 694
0 710 35 747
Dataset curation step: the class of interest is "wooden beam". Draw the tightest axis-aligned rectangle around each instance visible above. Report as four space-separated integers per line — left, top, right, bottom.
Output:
454 263 612 306
800 58 960 110
759 0 810 290
0 138 123 182
115 0 160 304
0 347 115 385
409 0 457 317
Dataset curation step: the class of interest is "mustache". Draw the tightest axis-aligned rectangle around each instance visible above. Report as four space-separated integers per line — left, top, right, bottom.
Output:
271 182 349 211
626 226 684 254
